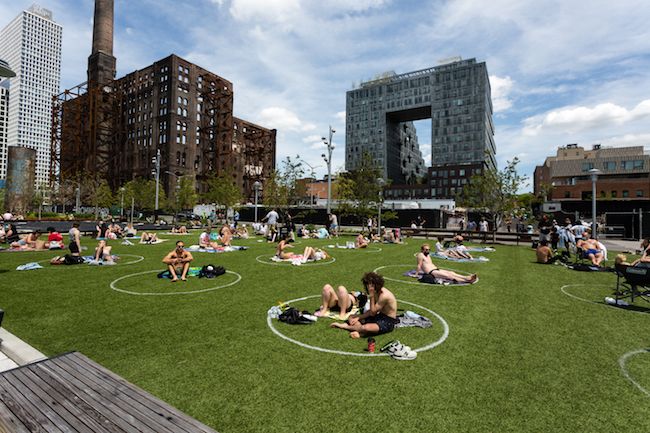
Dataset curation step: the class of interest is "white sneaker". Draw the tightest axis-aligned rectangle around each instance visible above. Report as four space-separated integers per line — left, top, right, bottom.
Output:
386 341 417 360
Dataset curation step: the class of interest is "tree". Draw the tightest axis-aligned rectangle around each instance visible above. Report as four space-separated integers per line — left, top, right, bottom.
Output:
123 177 166 212
337 150 387 227
82 175 114 218
262 156 305 222
202 168 243 223
177 175 198 211
458 158 528 230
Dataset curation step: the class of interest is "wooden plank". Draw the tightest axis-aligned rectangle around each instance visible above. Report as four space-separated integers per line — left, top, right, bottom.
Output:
0 400 31 433
65 353 218 433
21 363 120 433
0 375 58 433
41 358 165 433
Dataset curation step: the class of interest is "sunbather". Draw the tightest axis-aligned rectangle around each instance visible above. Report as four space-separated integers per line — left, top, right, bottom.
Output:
199 228 218 248
220 225 232 246
576 232 604 267
93 240 114 262
276 234 295 259
356 231 369 248
331 271 397 338
301 246 330 262
315 284 367 320
447 236 474 260
536 240 566 264
411 244 478 283
11 230 42 250
139 232 167 244
162 240 194 282
171 225 188 233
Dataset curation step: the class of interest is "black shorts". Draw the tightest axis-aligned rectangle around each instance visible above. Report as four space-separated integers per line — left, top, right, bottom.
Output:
69 242 80 254
364 312 396 334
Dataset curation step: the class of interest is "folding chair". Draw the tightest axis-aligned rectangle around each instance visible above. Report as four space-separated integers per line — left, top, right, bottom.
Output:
614 264 650 305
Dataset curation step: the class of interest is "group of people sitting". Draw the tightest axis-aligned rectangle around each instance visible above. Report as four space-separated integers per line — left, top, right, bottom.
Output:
434 235 474 260
2 226 67 251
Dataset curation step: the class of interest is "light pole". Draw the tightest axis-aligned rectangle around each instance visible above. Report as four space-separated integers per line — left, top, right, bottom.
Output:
321 125 336 214
253 181 261 223
154 148 161 220
120 187 125 219
589 168 602 239
300 159 321 206
75 185 80 214
377 178 386 237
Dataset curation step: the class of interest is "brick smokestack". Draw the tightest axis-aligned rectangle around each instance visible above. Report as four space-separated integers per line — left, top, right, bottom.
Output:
87 0 116 85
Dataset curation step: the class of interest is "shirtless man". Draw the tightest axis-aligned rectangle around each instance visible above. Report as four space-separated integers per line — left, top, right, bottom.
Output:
331 271 397 338
576 232 604 266
411 244 478 283
162 240 194 281
93 240 114 262
315 284 367 320
536 240 566 264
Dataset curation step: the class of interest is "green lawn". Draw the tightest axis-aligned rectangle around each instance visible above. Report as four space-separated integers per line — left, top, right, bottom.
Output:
1 233 650 432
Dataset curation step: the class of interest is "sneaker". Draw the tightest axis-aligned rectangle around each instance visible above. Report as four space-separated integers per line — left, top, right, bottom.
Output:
385 340 417 360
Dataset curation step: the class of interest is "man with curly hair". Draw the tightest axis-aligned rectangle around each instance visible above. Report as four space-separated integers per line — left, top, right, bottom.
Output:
331 271 397 338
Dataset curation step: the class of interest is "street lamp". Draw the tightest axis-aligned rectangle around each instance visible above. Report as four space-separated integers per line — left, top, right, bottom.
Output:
120 187 125 219
321 125 336 214
588 168 602 239
75 186 80 214
300 159 322 206
154 148 161 220
253 181 261 223
376 178 386 237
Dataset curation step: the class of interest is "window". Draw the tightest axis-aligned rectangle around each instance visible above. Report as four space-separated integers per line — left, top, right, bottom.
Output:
623 190 629 198
637 190 643 197
611 191 617 198
622 160 644 170
565 191 570 198
582 162 594 171
603 161 616 171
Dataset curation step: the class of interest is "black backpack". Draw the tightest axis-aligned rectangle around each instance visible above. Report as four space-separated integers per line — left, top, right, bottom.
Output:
199 264 226 279
278 307 314 325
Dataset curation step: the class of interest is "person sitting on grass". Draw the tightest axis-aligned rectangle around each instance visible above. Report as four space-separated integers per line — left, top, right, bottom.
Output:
276 233 295 259
331 271 397 338
536 240 567 265
46 226 64 249
220 225 232 246
356 231 369 248
411 243 478 283
171 225 188 233
162 240 194 282
447 236 474 260
69 222 81 257
11 229 42 250
93 240 114 262
315 283 368 320
125 222 137 237
199 228 219 249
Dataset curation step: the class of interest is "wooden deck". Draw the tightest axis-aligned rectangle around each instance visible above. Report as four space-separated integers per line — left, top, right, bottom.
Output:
0 351 218 432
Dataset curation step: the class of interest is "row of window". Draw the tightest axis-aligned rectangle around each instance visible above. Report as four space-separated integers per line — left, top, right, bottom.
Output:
582 160 644 171
568 190 644 198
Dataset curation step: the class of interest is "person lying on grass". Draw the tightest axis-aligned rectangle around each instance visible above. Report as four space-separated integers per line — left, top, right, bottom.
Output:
446 235 474 260
94 240 114 262
411 243 478 283
315 283 368 320
11 229 42 250
162 240 194 282
139 232 168 244
171 225 188 233
300 246 330 262
331 271 397 338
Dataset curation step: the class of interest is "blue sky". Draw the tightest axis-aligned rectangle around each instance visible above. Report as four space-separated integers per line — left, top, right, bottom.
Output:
3 0 650 192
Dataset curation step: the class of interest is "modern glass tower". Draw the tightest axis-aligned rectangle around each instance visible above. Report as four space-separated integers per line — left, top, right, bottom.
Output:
0 5 62 185
345 56 495 197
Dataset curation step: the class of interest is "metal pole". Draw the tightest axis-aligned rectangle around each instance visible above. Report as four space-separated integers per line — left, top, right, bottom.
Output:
130 197 134 225
120 189 124 218
75 185 80 214
155 148 160 216
592 178 596 239
254 186 259 222
326 126 334 214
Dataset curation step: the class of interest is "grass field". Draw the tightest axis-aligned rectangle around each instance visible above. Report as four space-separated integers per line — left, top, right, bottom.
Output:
1 232 650 432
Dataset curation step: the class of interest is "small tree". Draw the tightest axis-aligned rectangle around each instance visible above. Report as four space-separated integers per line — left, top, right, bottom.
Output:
262 156 304 223
337 150 387 228
202 168 243 224
458 158 527 230
123 177 166 212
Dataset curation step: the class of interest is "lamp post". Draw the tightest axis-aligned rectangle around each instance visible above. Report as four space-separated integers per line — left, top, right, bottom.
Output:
120 187 125 219
154 148 161 220
376 178 386 237
253 181 261 223
75 185 80 214
300 160 321 206
321 125 336 214
588 168 602 239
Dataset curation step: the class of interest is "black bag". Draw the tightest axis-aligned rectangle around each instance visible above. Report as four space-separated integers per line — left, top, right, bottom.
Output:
199 265 226 279
278 307 313 325
63 254 84 265
419 273 437 284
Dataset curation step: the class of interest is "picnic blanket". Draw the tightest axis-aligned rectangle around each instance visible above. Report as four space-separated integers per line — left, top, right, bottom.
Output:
269 254 323 265
465 247 495 252
402 269 471 285
433 253 489 262
314 307 360 320
16 262 43 270
185 245 247 253
83 255 119 265
97 236 141 240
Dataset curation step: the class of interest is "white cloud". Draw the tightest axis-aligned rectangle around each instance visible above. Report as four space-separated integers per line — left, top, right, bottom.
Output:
522 100 650 136
256 107 316 132
600 133 650 149
335 111 346 121
490 75 514 113
229 0 301 25
125 28 133 35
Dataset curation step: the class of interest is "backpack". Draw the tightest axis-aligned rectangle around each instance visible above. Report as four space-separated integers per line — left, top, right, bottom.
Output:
278 307 314 325
199 264 226 279
419 273 437 284
63 254 84 265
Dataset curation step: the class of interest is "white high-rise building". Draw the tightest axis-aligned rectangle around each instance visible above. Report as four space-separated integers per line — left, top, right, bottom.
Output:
0 84 9 178
0 4 62 185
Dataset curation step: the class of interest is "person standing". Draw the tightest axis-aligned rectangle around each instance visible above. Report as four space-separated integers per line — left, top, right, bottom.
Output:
262 208 279 228
329 213 338 237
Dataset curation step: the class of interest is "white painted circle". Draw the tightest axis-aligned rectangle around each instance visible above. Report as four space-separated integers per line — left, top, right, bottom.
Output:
325 245 382 253
373 264 472 286
255 254 336 266
560 284 650 316
36 254 145 268
110 269 242 295
267 294 449 356
619 349 650 397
